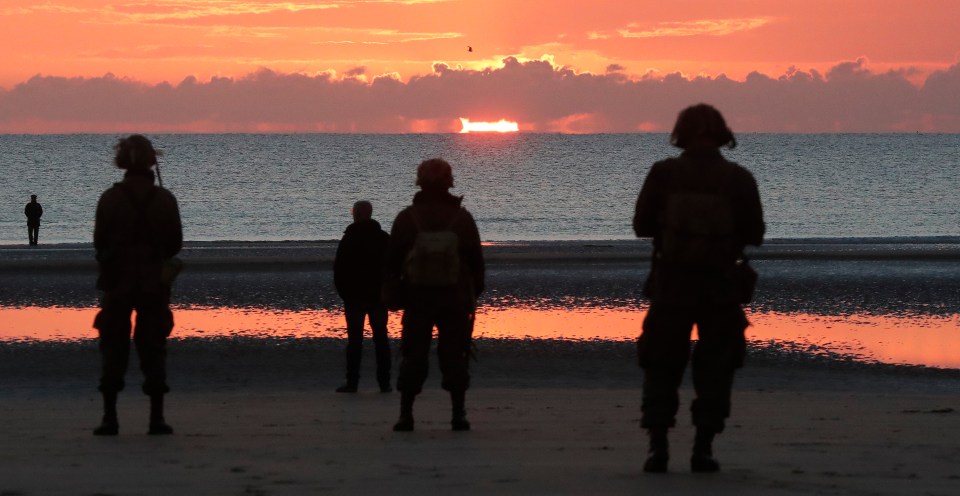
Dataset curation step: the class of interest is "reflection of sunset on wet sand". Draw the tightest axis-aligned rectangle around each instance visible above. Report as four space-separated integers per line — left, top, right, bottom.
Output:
2 305 957 368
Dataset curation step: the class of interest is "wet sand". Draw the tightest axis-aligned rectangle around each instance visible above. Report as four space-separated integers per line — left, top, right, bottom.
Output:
0 240 958 494
2 238 959 315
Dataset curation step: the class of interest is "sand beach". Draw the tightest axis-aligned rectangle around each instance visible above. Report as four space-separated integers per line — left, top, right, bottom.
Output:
0 240 958 495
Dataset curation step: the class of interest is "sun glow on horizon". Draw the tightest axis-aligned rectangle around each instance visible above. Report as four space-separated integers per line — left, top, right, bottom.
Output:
459 118 519 133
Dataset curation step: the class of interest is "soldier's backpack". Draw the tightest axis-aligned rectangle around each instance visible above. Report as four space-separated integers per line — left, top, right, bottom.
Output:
658 165 738 269
403 208 463 287
119 183 182 287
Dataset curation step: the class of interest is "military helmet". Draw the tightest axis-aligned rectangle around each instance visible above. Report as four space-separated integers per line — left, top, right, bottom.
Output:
416 158 454 189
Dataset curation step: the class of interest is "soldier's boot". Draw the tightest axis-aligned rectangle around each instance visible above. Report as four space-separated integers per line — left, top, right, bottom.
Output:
450 389 470 431
377 372 393 393
376 346 393 393
643 427 669 473
148 394 174 435
93 391 119 436
393 392 415 432
335 381 359 393
690 428 720 473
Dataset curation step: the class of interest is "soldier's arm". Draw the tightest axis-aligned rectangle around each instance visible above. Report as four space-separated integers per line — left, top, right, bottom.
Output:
93 193 111 256
633 163 668 238
158 191 183 258
461 210 485 296
737 172 765 247
385 210 413 279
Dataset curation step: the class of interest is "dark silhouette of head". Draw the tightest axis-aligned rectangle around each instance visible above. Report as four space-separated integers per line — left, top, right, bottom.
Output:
114 134 159 170
30 194 37 201
352 200 373 222
416 158 454 190
670 104 736 150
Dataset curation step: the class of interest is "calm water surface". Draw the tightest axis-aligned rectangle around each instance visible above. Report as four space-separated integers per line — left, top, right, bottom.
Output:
1 134 957 243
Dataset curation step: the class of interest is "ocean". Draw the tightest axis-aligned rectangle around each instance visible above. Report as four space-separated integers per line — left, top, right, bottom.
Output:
1 134 958 244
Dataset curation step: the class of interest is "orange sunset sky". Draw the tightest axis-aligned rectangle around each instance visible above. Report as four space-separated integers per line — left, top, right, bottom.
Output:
1 0 958 133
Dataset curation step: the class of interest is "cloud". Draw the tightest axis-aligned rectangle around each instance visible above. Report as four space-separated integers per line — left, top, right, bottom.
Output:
0 4 88 15
113 1 338 19
107 0 455 24
0 1 337 22
1 57 958 133
357 29 463 43
616 17 773 38
198 25 462 43
2 1 452 26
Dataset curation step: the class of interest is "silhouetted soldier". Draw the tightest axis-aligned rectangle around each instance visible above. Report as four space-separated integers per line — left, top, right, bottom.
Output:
385 158 485 432
633 104 765 473
24 194 43 245
92 135 183 436
334 200 392 393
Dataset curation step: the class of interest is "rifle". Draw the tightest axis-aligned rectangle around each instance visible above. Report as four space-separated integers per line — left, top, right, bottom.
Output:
154 150 182 286
155 152 165 188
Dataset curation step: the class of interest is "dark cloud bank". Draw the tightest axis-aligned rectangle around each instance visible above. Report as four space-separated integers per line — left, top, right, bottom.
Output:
1 57 958 133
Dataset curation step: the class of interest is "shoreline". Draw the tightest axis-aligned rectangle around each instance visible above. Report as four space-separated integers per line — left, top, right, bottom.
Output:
2 241 958 370
2 237 960 272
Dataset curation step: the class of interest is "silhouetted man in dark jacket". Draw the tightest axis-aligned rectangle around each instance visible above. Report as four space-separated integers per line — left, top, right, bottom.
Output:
93 135 182 436
24 195 43 245
633 104 764 473
386 158 485 432
334 200 392 393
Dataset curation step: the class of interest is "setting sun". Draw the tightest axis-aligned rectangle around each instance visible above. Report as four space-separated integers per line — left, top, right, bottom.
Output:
459 118 520 133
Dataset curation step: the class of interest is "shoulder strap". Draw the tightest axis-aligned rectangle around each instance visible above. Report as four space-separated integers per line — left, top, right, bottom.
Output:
409 206 463 232
445 207 463 230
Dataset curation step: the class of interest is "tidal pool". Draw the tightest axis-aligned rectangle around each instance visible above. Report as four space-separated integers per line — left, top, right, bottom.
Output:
1 305 957 369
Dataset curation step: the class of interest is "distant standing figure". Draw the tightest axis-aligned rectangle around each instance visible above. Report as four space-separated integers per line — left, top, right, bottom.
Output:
386 158 485 432
24 194 43 245
334 200 393 393
92 135 183 436
633 104 765 473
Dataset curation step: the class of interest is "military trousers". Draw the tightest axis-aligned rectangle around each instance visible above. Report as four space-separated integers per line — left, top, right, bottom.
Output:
93 290 173 395
396 298 472 395
637 301 748 433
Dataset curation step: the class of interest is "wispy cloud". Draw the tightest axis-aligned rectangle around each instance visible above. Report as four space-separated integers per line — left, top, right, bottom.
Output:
111 1 340 21
2 1 452 22
0 4 89 15
352 28 462 42
109 0 454 21
616 17 773 38
1 1 334 19
60 2 464 43
232 26 463 43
